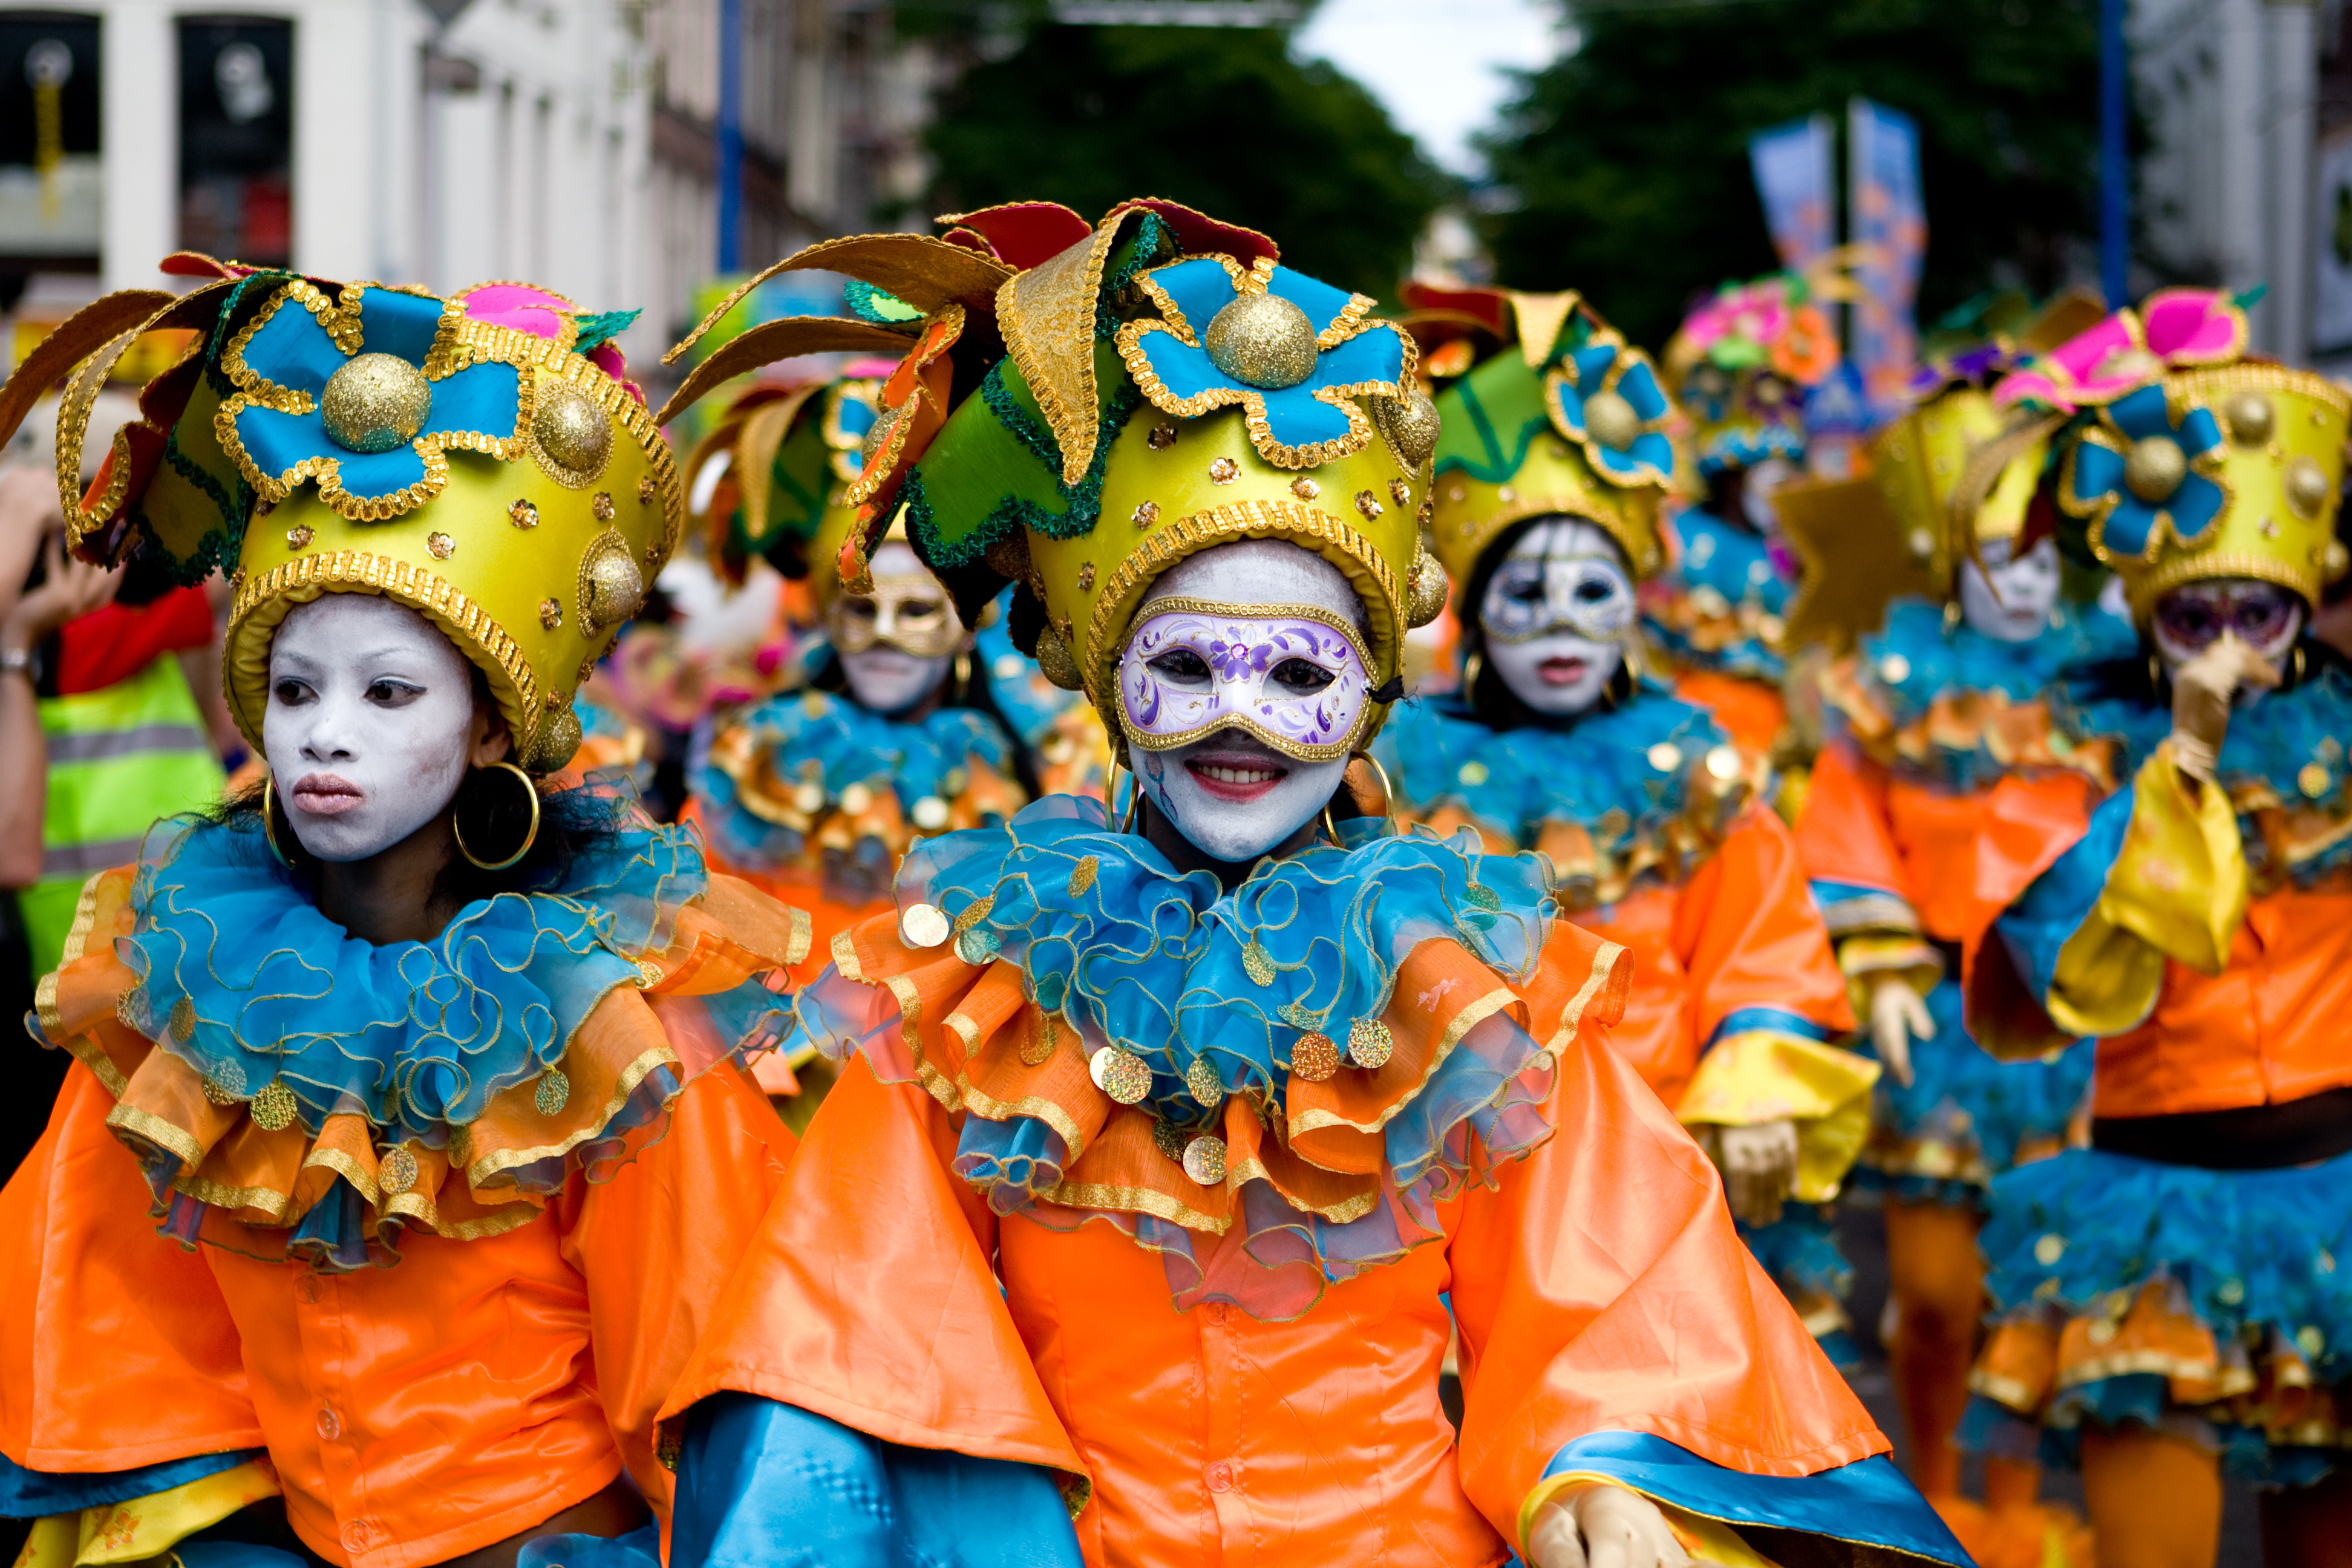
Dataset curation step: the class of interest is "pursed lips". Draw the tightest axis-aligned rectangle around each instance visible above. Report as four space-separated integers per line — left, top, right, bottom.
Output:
289 772 366 815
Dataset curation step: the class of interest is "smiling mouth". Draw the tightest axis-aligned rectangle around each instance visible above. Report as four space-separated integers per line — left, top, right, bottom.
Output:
1186 755 1288 802
1537 656 1589 686
289 773 365 816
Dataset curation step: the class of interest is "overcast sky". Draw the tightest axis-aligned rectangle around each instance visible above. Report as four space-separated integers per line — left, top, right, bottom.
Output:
1292 0 1563 177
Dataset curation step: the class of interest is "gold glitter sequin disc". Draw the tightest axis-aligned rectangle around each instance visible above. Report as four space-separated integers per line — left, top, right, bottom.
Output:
1348 1018 1394 1070
1089 1046 1152 1105
1291 1032 1340 1081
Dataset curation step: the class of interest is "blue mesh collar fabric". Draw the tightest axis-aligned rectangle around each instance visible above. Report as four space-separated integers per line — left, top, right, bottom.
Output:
107 801 708 1148
694 688 1015 872
1377 688 1739 875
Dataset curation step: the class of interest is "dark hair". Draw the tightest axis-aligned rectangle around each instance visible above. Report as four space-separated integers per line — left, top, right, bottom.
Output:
1454 512 1638 731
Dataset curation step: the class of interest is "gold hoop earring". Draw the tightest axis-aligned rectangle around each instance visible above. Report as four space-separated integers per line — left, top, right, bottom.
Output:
1321 750 1402 846
262 776 294 868
1460 649 1484 697
453 760 543 871
953 648 972 704
2148 652 2167 697
2292 643 2308 689
1105 754 1144 834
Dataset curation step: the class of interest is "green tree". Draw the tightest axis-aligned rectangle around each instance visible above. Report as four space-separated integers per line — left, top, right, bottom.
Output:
920 18 1449 301
1481 0 2101 349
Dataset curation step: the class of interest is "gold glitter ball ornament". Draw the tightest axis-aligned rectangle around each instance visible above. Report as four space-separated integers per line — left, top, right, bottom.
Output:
1034 619 1084 691
250 1080 299 1132
1291 1032 1340 1082
1378 387 1442 469
321 353 432 454
535 1067 572 1116
577 530 646 633
533 380 615 481
524 706 582 773
2285 454 2332 519
2226 391 2275 445
1582 388 1642 452
1203 291 1320 390
2123 434 2187 503
1406 544 1448 630
1182 1134 1229 1186
1089 1046 1152 1105
1347 1018 1394 1070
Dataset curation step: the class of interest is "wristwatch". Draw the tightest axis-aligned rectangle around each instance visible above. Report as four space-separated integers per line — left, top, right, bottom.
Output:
0 645 30 678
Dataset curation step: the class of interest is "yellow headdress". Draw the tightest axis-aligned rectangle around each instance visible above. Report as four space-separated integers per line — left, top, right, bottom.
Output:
661 200 1446 729
1403 283 1681 589
3 258 682 771
1992 289 2350 618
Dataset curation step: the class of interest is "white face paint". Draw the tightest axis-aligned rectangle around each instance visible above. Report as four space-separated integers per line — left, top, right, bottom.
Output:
1479 518 1633 716
836 541 959 715
1128 540 1363 864
1957 535 2062 642
263 594 482 862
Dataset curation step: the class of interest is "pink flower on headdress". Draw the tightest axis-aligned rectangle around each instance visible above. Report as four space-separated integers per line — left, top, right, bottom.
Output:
1993 289 2247 412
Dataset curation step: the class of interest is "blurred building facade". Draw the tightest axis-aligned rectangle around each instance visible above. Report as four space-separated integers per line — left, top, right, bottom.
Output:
2135 0 2321 359
0 0 935 368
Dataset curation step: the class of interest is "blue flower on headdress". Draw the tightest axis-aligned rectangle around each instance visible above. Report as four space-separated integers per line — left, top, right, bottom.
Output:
2063 382 2228 561
220 281 527 519
1114 256 1411 468
1543 341 1675 488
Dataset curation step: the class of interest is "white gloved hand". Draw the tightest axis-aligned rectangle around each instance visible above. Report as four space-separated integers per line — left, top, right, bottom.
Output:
1707 1119 1800 1229
1528 1485 1694 1568
2169 631 2278 782
1868 975 1933 1089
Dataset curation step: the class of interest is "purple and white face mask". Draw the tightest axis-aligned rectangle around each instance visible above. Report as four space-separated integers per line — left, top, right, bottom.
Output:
1117 598 1375 761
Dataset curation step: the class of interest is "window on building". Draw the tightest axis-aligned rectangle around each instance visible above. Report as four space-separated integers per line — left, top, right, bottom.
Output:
0 13 103 283
178 17 292 265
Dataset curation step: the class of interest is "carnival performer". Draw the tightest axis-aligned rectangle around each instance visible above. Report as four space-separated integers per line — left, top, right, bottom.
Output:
1782 348 2120 1562
1379 283 1877 1368
1647 273 1844 782
672 361 1105 1116
0 259 808 1568
1956 288 2352 1568
644 200 1968 1568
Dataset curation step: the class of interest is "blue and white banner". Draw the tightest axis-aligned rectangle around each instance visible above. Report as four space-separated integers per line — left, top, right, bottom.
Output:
1748 113 1835 271
1849 97 1926 425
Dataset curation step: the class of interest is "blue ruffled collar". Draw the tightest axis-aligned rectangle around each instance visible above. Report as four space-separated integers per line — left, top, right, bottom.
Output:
117 806 707 1148
1837 598 2140 790
1863 598 2138 713
1647 506 1791 680
889 796 1557 1116
1378 689 1740 886
2064 663 2352 864
696 688 1016 868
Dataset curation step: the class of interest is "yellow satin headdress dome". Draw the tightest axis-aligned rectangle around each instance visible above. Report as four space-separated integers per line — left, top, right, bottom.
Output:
1403 283 1681 590
5 258 681 771
1993 287 2351 619
658 200 1444 726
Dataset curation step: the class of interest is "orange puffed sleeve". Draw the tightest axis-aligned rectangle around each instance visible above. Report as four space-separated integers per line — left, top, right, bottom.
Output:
558 1062 798 1521
0 1063 263 1471
1673 808 1856 1048
662 1054 1082 1478
1961 771 2099 1055
1793 743 1907 908
1446 1016 1887 1544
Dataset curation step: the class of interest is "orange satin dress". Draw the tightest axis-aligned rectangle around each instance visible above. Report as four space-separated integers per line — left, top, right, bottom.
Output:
1964 767 2352 1117
666 916 1890 1568
2 855 805 1568
1578 809 1854 1106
